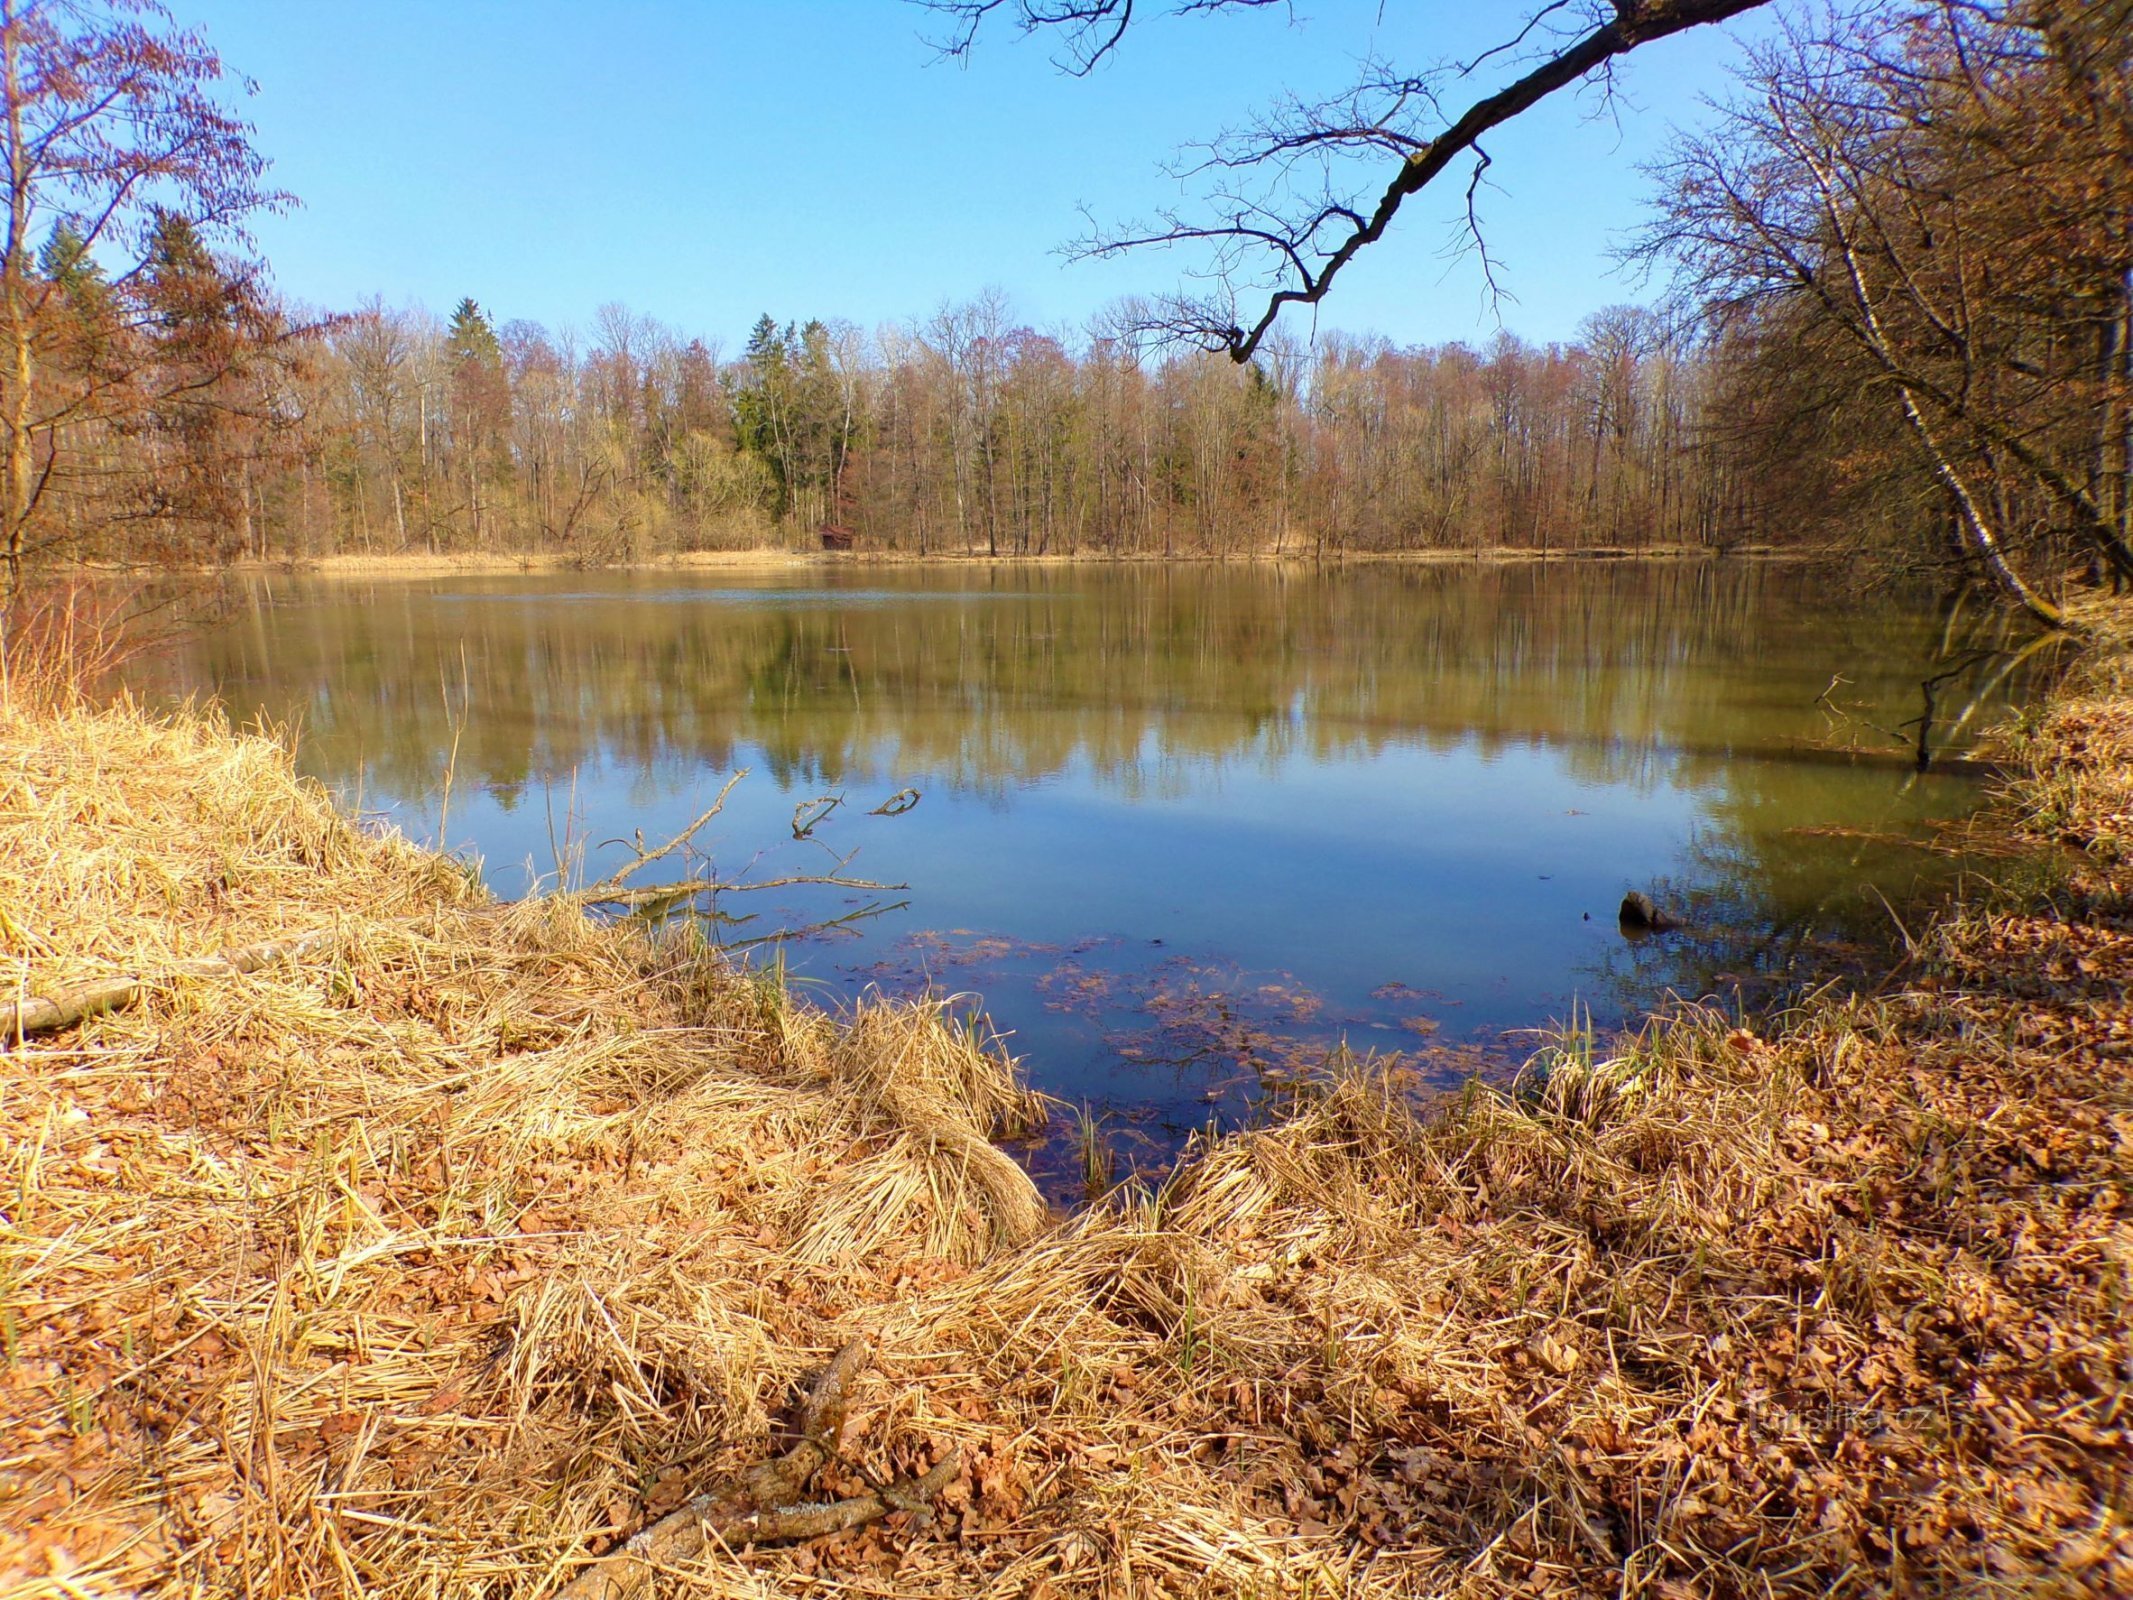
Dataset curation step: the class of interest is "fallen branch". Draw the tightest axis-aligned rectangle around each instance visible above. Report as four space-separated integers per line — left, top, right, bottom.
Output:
581 771 747 898
573 872 906 911
566 776 908 939
791 793 842 840
4 929 337 1043
554 1339 958 1600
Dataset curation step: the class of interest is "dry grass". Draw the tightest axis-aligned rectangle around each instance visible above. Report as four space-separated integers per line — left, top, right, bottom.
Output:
271 549 814 581
3 612 2129 1598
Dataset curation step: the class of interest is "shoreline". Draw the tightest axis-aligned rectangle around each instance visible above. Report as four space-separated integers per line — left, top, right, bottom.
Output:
2 600 2126 1597
264 541 1824 578
22 540 1839 586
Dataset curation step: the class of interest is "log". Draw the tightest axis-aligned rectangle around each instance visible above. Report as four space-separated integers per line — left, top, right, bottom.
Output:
4 930 337 1042
555 1340 957 1600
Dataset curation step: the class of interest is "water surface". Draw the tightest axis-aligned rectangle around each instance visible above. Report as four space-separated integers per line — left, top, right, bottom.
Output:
159 561 2049 1193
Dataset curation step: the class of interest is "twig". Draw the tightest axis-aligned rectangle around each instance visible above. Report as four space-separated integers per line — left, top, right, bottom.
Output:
720 900 913 953
554 1340 958 1600
580 772 747 897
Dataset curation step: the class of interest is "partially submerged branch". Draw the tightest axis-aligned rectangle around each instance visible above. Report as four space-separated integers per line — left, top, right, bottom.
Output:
572 873 906 911
569 775 911 943
580 771 747 899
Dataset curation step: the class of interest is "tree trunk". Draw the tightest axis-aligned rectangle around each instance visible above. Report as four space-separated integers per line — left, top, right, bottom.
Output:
2 3 31 595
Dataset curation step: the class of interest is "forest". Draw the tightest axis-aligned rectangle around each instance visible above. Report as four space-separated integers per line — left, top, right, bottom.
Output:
1 2 2125 623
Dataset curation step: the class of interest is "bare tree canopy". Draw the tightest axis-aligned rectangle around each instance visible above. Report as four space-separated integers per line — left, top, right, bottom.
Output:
1641 0 2133 627
923 0 1777 359
0 0 292 591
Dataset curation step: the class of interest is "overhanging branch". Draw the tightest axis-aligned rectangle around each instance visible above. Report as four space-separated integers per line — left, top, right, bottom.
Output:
929 0 1777 360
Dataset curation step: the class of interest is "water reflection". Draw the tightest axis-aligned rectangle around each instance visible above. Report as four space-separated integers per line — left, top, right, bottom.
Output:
160 561 2051 1190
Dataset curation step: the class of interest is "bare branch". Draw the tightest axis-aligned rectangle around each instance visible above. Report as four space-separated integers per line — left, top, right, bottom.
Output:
557 1341 961 1600
948 0 1777 358
922 0 1291 76
580 771 746 897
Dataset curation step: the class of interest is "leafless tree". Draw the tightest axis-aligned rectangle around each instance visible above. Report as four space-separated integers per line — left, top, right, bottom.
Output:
0 0 289 590
922 1 1777 360
1643 1 2133 626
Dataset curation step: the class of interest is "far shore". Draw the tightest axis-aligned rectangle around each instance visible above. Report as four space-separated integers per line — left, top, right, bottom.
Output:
199 540 1832 583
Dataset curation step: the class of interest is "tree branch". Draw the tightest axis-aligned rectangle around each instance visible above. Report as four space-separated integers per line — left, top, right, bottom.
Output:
555 1340 959 1600
947 0 1776 359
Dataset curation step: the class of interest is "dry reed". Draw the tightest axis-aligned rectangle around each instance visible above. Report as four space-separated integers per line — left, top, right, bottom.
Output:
2 610 2128 1598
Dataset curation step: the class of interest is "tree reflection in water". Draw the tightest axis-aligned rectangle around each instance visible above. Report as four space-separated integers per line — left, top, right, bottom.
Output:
153 561 2056 1196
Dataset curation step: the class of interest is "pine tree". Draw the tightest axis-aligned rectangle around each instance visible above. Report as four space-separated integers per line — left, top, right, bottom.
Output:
733 314 796 514
137 209 288 560
443 298 507 542
446 297 501 370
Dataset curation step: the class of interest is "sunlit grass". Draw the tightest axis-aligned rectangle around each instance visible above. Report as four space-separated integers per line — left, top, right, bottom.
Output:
3 602 2129 1596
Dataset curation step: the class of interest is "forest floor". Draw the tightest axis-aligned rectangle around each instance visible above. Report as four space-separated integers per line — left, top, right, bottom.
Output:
1 601 2128 1598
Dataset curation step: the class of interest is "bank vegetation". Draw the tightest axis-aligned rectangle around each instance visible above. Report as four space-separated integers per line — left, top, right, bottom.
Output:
4 585 2128 1598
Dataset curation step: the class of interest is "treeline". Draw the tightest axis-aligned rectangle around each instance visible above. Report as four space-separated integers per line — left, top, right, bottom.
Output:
208 295 1743 564
4 1 2125 608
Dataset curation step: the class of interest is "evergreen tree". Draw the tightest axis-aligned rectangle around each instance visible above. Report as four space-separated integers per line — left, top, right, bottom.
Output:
446 297 502 370
135 208 291 560
443 298 508 534
36 222 113 372
37 223 102 291
733 314 796 514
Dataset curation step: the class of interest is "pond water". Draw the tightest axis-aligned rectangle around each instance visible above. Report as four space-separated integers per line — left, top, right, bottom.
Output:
157 561 2052 1197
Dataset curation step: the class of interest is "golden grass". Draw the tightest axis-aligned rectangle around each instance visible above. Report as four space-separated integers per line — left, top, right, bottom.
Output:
273 549 816 581
3 612 2129 1598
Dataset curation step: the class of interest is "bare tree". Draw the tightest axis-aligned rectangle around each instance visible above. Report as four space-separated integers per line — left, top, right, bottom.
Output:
0 0 287 591
924 1 1776 360
1644 1 2133 626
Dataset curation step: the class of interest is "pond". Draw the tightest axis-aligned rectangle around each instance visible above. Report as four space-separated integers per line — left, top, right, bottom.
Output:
157 560 2053 1197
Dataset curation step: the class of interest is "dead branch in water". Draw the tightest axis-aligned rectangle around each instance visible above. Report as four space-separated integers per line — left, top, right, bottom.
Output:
567 773 908 929
580 771 747 898
574 872 906 911
554 1339 958 1600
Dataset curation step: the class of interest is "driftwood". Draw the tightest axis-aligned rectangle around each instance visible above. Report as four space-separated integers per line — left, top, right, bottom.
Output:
555 1340 957 1600
4 929 336 1043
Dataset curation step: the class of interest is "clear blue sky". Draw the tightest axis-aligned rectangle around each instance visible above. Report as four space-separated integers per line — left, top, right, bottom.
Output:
179 1 1770 353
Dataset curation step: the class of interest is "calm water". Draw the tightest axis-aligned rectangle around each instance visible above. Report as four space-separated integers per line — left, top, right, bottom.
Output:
157 562 2051 1192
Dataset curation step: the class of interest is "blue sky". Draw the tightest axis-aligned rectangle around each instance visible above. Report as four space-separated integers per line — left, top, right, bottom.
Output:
180 1 1770 353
